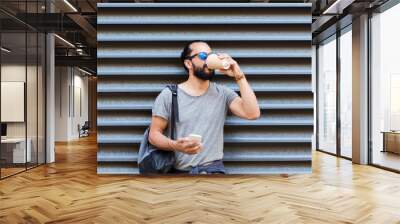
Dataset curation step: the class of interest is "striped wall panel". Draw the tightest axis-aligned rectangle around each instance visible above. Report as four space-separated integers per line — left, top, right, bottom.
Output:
97 3 313 174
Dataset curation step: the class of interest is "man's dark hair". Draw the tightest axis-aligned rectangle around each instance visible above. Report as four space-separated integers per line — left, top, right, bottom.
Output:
180 40 208 72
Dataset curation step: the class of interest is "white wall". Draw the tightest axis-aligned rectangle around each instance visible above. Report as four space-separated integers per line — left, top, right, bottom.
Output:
55 67 89 141
70 72 89 139
1 65 29 138
312 45 317 151
1 82 25 122
1 63 46 164
55 67 70 141
1 65 25 81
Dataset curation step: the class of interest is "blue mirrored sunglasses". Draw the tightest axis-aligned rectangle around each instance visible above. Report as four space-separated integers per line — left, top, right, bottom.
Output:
186 51 213 61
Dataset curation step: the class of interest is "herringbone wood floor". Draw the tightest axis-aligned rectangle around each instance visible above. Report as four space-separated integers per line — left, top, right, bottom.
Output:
1 135 400 224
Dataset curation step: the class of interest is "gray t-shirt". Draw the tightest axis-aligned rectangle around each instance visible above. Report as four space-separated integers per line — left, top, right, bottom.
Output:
152 82 239 171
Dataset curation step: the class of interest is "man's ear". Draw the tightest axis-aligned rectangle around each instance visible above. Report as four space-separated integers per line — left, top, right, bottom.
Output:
184 59 192 71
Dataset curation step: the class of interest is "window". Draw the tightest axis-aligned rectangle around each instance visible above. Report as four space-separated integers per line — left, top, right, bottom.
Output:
370 3 400 171
318 36 337 154
339 27 352 158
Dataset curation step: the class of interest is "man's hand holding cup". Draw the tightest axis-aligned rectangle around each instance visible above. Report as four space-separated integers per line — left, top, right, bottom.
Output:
171 134 203 155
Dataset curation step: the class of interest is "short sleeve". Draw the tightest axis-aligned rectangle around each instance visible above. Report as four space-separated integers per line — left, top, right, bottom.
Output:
152 88 172 121
221 85 239 107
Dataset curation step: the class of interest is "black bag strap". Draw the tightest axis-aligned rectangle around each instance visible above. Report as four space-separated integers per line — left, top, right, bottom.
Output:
167 84 179 140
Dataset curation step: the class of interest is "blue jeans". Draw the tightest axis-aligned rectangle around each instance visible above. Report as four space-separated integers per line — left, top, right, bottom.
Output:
170 160 226 174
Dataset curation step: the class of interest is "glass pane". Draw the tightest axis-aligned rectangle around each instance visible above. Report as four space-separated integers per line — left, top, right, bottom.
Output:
0 0 46 178
371 4 400 171
318 36 337 154
340 29 352 158
1 31 27 177
27 31 38 169
38 32 45 165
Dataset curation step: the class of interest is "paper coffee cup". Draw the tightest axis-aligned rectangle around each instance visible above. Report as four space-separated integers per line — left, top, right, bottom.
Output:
189 134 202 143
206 54 230 70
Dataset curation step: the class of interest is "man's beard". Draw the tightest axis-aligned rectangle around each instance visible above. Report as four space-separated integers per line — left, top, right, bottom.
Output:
193 64 215 81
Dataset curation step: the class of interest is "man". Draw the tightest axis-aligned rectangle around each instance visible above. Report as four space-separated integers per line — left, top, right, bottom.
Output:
149 40 260 174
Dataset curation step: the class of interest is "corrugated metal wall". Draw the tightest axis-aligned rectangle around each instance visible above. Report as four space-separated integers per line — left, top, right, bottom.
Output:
97 3 313 174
